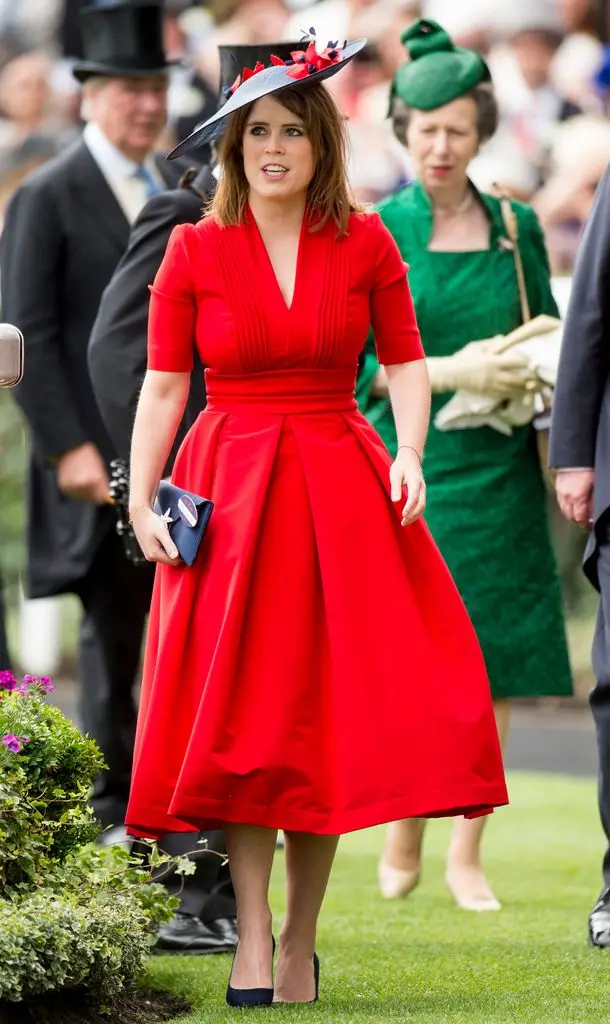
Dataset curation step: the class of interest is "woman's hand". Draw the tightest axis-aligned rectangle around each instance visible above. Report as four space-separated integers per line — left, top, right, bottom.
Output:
427 339 540 399
390 447 426 526
131 507 181 565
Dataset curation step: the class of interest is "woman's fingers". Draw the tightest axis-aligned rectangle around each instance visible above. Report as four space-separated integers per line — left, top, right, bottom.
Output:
134 515 181 564
389 461 405 503
390 453 426 526
401 479 426 525
491 370 541 398
155 522 180 561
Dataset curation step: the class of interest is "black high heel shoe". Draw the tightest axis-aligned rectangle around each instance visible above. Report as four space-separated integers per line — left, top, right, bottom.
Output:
226 935 276 1008
312 953 320 1003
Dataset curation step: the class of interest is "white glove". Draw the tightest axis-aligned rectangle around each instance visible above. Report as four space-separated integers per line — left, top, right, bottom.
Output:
427 337 540 399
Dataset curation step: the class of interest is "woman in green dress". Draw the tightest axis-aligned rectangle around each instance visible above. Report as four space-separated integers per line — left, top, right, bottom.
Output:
359 19 572 912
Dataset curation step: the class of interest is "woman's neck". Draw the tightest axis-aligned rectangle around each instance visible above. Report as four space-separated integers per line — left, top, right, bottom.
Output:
248 191 307 232
428 181 474 216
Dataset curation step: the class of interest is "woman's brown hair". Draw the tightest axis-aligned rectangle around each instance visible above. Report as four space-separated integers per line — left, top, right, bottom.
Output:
209 80 363 235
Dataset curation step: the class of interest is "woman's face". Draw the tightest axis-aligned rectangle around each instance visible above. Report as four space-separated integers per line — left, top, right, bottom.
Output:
406 97 479 194
242 94 315 204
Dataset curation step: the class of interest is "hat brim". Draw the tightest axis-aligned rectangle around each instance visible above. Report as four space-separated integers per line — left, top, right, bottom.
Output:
167 38 366 160
73 59 181 84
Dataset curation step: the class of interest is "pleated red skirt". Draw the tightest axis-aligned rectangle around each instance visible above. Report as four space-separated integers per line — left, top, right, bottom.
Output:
126 367 508 839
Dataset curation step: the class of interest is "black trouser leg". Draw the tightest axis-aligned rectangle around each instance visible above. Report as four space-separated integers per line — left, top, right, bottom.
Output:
156 830 236 922
590 538 610 889
76 528 153 828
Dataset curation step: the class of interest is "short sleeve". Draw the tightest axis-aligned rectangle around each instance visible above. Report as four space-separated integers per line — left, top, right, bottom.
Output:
147 223 197 372
368 213 424 365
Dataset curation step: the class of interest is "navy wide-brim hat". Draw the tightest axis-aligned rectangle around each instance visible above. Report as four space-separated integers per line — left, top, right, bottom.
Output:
73 0 178 83
167 36 367 160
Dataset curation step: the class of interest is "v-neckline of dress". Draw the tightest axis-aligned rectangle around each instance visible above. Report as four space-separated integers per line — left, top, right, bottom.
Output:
248 206 308 314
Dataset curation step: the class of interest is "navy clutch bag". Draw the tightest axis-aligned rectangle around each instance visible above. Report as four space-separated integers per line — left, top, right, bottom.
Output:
153 480 214 566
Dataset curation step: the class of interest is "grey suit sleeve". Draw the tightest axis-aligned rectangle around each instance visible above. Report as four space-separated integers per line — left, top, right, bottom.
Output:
89 190 188 461
1 180 89 458
549 166 610 469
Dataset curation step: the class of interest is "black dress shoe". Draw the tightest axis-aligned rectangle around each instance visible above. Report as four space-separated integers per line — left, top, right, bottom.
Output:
589 888 610 947
154 913 237 955
210 916 238 949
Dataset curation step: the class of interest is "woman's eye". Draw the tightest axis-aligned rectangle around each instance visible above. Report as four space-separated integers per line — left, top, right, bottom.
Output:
285 127 303 136
250 126 266 136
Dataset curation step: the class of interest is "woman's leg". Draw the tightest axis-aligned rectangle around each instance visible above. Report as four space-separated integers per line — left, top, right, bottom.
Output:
224 823 277 988
274 832 340 1003
445 699 511 910
378 817 426 897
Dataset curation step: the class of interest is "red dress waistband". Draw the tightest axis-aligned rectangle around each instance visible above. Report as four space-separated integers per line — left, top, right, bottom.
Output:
204 367 358 414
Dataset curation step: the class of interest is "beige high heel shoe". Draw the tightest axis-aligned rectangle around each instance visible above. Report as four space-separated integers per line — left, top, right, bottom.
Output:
377 858 420 899
444 867 501 912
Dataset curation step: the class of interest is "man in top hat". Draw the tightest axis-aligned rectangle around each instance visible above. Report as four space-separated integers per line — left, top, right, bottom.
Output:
0 0 185 861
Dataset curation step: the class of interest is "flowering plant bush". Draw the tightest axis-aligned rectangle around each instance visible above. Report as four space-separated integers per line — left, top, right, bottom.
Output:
0 673 103 890
0 674 178 1006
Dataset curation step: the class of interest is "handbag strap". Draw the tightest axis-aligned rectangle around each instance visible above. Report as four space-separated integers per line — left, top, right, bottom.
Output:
498 192 531 325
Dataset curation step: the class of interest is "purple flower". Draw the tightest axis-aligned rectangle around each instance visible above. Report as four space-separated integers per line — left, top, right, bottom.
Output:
2 734 30 753
19 674 55 694
0 671 18 691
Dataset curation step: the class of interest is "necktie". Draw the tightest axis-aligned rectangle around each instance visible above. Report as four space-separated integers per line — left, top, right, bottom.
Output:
133 164 164 199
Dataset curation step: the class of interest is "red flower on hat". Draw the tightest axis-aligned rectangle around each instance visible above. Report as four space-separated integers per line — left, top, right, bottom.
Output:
224 33 344 98
285 41 342 80
227 60 266 97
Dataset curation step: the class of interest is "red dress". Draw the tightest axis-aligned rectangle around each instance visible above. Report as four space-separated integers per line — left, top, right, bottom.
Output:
125 210 508 839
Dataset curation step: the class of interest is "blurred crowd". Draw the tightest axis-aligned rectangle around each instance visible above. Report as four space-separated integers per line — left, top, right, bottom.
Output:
0 0 607 272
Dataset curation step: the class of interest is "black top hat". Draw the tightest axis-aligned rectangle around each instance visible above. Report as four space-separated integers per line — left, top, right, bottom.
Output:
169 32 366 158
73 1 177 83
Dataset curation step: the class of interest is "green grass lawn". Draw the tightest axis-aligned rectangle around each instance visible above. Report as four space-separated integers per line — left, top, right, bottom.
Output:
145 772 610 1023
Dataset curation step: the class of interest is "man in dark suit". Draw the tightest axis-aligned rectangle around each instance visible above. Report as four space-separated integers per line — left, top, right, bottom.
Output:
89 160 213 463
549 163 610 946
0 0 187 863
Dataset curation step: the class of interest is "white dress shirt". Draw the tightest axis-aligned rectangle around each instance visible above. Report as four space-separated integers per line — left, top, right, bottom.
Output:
83 122 164 224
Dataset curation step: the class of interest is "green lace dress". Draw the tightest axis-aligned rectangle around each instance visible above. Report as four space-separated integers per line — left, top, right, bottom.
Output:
357 182 572 699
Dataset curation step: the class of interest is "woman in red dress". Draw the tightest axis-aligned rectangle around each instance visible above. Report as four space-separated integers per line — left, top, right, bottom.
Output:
125 36 508 1007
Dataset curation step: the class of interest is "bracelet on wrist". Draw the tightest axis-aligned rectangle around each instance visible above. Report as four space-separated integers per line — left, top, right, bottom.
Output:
397 445 422 463
128 503 151 525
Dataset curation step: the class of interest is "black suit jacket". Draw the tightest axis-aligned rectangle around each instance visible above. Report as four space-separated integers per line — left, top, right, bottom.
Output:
549 164 610 590
89 165 215 464
0 139 184 597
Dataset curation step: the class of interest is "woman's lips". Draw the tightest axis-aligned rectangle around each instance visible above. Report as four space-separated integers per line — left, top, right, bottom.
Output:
262 164 288 179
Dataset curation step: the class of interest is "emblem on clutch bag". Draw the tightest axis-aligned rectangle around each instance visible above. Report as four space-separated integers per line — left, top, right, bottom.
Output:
178 494 198 528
